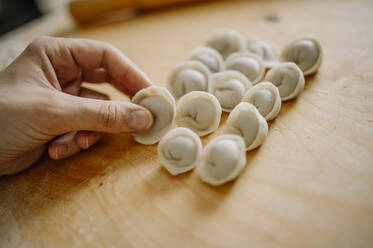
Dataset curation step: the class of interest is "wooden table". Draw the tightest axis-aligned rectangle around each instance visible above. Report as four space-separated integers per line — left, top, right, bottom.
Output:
1 0 373 247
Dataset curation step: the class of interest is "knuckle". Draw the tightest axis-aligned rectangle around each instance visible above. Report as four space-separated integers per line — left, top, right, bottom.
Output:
97 103 119 129
36 35 51 42
103 42 116 51
28 36 52 51
98 40 117 52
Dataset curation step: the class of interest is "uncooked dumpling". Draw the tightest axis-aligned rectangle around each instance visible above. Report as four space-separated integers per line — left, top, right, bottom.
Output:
158 127 203 175
280 35 323 76
206 28 245 59
224 102 268 151
246 38 277 68
208 70 252 112
242 82 281 121
225 52 265 84
197 134 246 186
167 60 211 99
189 46 224 73
265 62 305 101
132 86 176 145
175 91 221 136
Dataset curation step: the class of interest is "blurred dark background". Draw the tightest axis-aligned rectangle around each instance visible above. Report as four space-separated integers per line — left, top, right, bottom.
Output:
0 0 43 35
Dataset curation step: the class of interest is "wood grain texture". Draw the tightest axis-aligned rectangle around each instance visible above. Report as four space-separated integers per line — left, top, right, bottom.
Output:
1 0 373 247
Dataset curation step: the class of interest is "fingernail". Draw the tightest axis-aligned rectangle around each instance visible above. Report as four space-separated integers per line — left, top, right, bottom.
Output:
128 109 153 131
54 149 59 160
85 136 89 149
56 144 69 159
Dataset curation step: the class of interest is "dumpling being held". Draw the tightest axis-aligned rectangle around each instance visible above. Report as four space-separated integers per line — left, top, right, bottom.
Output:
167 60 211 99
158 127 203 175
132 86 176 145
242 82 281 121
197 134 247 186
208 70 251 112
175 91 221 136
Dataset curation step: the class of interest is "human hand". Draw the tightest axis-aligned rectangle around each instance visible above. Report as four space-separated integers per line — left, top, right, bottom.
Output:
0 36 154 175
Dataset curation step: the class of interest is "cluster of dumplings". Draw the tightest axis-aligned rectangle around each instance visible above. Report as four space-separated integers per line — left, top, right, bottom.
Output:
132 28 323 186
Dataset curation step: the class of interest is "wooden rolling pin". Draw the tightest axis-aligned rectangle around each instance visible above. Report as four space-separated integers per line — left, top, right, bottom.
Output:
69 0 208 24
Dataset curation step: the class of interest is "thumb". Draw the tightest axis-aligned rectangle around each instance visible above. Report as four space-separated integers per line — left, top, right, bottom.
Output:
54 93 153 134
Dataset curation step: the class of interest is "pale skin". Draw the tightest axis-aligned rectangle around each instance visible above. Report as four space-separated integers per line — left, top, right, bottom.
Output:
0 36 154 176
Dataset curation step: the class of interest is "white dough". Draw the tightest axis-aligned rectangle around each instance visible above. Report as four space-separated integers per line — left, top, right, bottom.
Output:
132 86 176 145
242 82 281 121
158 127 203 175
167 60 211 99
208 70 252 112
205 28 245 59
246 38 277 68
280 35 323 76
197 134 247 186
224 102 268 151
189 46 224 73
175 91 222 136
265 62 305 101
225 52 265 84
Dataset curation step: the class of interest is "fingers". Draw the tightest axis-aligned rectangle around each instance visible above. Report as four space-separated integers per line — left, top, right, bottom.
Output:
77 88 108 148
75 131 104 149
70 39 152 93
79 87 109 100
48 131 81 160
48 131 104 160
48 87 109 160
32 36 152 96
82 68 108 83
53 92 153 134
62 78 81 95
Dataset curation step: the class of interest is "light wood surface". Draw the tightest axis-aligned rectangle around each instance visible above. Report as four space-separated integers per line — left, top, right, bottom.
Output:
1 0 373 247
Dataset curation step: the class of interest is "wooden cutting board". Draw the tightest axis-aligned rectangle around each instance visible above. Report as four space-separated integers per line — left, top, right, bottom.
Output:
1 0 373 247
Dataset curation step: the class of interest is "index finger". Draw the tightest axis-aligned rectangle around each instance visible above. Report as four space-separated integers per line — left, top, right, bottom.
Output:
41 37 152 96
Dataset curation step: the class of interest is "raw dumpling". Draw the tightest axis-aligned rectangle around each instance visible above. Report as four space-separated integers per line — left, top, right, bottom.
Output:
242 82 281 121
189 46 224 73
205 28 245 59
246 38 277 68
158 127 203 175
208 70 252 112
175 91 221 136
132 86 176 145
280 35 323 76
167 60 211 99
197 134 247 186
265 62 305 101
224 102 268 151
225 52 265 84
